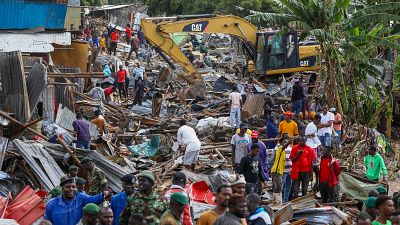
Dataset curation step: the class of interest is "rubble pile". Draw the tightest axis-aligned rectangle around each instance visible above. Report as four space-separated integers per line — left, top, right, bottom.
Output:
0 11 398 225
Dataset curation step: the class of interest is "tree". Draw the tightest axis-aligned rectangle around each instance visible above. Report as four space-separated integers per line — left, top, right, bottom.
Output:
246 1 400 129
143 0 277 17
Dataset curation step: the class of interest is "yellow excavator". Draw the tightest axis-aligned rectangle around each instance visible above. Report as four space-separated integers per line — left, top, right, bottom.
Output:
141 14 320 84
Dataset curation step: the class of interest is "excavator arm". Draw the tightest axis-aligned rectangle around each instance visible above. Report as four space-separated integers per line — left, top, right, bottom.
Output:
141 15 258 84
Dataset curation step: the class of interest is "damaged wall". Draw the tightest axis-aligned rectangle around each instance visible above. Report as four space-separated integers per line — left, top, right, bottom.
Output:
51 41 89 73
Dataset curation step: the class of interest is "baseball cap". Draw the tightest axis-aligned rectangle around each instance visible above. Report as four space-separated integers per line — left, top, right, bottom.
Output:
251 131 259 139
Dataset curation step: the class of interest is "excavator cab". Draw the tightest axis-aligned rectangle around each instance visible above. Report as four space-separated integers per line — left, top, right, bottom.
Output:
255 31 319 75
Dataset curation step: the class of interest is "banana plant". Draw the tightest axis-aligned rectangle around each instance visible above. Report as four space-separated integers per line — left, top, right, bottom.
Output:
246 1 400 130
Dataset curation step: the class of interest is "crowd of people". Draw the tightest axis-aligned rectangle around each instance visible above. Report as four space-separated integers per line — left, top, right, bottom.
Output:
79 21 154 107
48 19 394 225
43 86 390 225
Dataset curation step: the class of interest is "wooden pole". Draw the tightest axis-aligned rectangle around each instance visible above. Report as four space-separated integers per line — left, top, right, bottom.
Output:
9 117 43 136
57 137 82 168
0 110 47 140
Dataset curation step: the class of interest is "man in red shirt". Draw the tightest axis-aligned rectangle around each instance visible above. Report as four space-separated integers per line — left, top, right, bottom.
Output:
116 65 127 99
125 24 132 44
127 34 140 60
104 86 117 102
164 172 193 225
290 135 316 200
109 30 119 56
319 147 340 203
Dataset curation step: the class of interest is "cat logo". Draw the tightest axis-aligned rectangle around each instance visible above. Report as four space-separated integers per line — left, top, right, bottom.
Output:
182 21 208 32
191 24 203 32
300 60 309 67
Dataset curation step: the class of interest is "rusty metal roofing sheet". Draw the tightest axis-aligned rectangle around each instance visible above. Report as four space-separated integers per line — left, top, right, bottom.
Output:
55 104 99 139
0 33 71 53
12 140 64 191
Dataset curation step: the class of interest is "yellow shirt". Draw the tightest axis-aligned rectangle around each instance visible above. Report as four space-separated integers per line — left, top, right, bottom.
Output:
271 146 286 175
235 128 253 136
278 120 298 138
100 37 106 47
197 210 222 225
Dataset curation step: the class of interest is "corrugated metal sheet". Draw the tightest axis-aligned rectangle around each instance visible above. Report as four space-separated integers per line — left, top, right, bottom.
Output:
55 104 100 139
0 33 71 53
64 7 81 29
93 4 130 11
4 186 45 225
42 141 129 192
0 0 67 30
39 86 56 122
26 62 47 116
0 137 9 170
12 139 64 191
0 51 30 122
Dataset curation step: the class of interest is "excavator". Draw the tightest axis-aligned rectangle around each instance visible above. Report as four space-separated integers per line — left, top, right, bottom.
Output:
141 14 320 84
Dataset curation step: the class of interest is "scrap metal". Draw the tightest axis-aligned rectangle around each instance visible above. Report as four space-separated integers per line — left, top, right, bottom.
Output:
12 140 64 191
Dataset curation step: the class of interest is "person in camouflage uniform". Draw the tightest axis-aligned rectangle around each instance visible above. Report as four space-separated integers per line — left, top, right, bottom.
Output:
119 170 168 225
61 165 79 180
81 157 108 195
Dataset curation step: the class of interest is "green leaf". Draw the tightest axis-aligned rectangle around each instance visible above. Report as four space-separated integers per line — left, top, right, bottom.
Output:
288 21 313 32
245 11 295 25
369 58 397 69
347 14 400 30
352 2 400 19
308 29 336 41
341 42 369 62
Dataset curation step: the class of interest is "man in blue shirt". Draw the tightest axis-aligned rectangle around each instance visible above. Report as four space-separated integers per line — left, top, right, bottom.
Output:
247 131 269 182
45 177 111 225
110 174 136 225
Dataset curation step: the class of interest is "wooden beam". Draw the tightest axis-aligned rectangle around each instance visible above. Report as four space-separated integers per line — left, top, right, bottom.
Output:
47 82 79 86
57 137 82 168
47 72 104 78
0 110 47 140
9 117 43 136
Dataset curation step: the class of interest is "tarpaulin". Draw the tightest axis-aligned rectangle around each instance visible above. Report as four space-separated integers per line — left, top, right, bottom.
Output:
212 76 235 92
187 181 216 205
340 172 381 201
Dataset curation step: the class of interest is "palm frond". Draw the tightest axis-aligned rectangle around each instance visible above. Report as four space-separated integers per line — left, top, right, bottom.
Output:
308 29 336 41
350 35 400 50
352 2 400 19
369 58 397 69
346 14 400 30
341 42 369 62
245 11 295 25
288 21 313 32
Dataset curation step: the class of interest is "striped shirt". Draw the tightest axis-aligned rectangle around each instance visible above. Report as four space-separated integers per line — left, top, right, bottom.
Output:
284 145 292 173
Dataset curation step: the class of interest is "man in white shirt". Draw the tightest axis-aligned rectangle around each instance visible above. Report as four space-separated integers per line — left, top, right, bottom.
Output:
305 114 321 150
177 119 201 171
87 83 105 102
317 105 334 148
229 87 242 129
